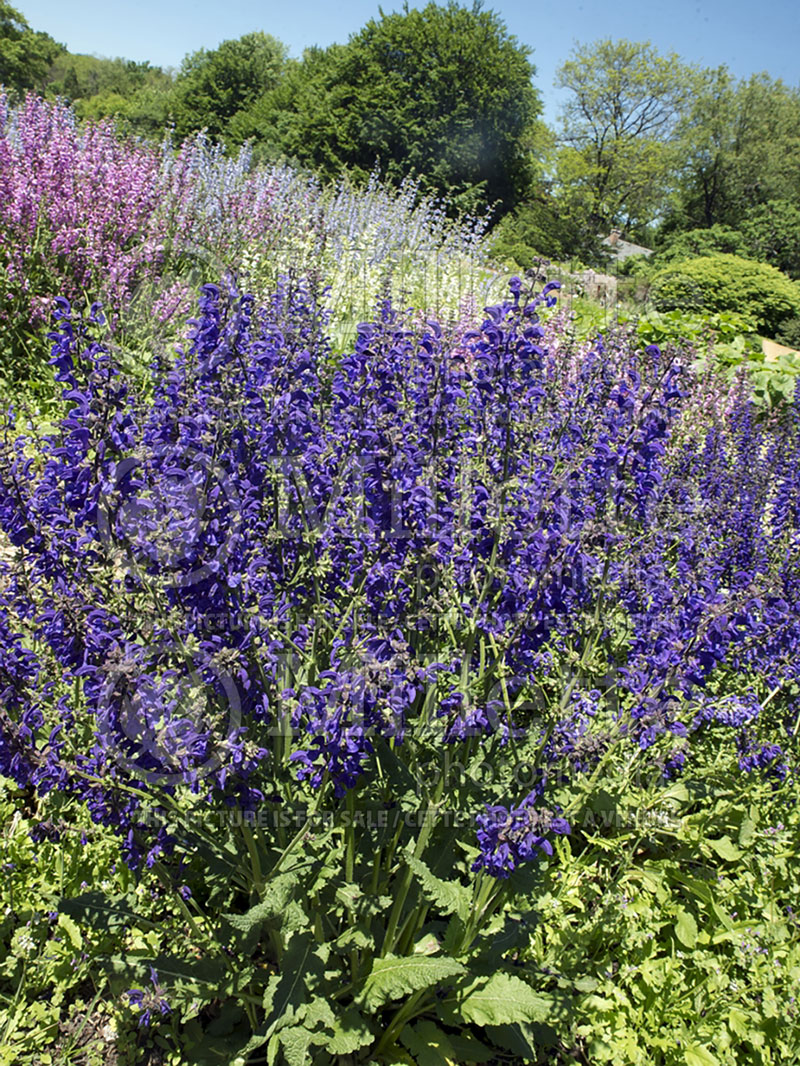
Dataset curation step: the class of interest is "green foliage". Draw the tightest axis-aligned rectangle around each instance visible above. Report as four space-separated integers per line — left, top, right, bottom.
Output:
169 32 287 142
555 300 799 408
44 52 170 103
237 1 540 216
525 758 800 1064
646 225 748 269
489 195 608 266
555 39 696 233
671 68 800 231
0 0 63 94
740 200 800 279
4 692 798 1065
775 317 800 349
0 779 192 1065
650 254 800 338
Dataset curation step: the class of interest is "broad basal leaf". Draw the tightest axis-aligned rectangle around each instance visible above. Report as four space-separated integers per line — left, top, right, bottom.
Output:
440 972 553 1028
360 954 466 1010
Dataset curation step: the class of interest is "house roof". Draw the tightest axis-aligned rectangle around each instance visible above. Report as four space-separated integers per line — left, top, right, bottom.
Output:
601 231 653 261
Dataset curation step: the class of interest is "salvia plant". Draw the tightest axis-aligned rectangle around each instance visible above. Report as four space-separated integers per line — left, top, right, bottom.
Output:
0 273 798 1064
0 94 494 399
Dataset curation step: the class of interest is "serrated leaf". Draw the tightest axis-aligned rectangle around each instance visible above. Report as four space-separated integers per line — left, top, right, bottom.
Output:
239 932 325 1060
400 1020 456 1066
441 914 467 956
300 996 336 1032
360 954 466 1010
223 875 308 954
278 1025 327 1066
727 1007 751 1038
675 908 698 949
333 924 374 953
442 972 553 1028
335 883 363 910
407 853 470 922
263 932 324 1021
57 913 82 949
328 1007 374 1055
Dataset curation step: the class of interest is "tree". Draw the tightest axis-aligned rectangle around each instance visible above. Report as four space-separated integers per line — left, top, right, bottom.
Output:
740 200 800 279
671 69 800 230
238 1 541 217
44 53 171 103
555 39 695 234
0 0 63 94
169 32 287 141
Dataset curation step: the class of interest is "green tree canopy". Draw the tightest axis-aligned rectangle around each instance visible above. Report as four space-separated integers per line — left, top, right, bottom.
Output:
169 31 287 141
670 69 800 231
0 0 63 94
236 1 541 217
555 38 696 234
44 52 170 102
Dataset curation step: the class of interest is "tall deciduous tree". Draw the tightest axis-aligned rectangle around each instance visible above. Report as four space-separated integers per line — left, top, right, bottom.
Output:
237 1 541 217
555 38 695 234
672 68 800 230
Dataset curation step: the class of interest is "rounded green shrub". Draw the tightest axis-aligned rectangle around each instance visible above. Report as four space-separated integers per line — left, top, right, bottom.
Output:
650 253 800 338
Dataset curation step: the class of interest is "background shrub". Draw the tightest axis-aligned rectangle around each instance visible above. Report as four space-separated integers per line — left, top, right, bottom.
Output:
650 254 800 337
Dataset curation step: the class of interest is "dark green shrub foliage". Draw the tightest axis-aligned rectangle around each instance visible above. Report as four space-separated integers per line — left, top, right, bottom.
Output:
650 225 748 267
650 254 800 337
775 316 800 350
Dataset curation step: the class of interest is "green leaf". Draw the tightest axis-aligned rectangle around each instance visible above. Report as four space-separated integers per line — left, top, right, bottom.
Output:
101 954 229 995
442 972 553 1027
400 1020 456 1066
484 1023 537 1060
573 976 599 993
684 1045 721 1066
262 932 324 1021
675 908 698 949
327 1007 375 1055
708 835 741 861
360 954 466 1010
441 914 467 955
413 934 441 956
727 1007 751 1038
278 1025 327 1066
406 853 471 922
57 913 82 950
300 996 336 1032
223 875 308 954
239 932 326 1059
333 924 374 953
447 1031 494 1063
60 891 156 932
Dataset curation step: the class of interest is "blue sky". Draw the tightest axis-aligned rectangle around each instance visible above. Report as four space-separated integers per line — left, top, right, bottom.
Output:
16 0 800 124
